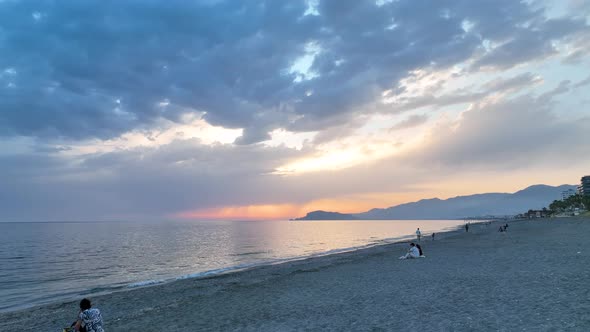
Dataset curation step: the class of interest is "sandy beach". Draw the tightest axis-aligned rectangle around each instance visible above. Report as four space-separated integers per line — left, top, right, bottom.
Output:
2 217 589 331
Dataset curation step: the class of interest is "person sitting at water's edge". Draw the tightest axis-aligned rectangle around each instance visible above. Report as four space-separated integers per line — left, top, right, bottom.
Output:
72 298 104 332
399 243 421 259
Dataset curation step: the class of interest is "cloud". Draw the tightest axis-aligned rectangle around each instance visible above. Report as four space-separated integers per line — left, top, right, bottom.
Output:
389 114 428 131
471 17 589 70
407 93 590 169
481 73 543 92
384 72 543 115
573 75 590 89
1 1 589 221
0 0 586 144
0 139 307 220
1 87 588 221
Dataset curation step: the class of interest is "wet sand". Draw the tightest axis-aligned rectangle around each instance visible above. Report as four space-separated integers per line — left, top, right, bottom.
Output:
2 217 589 331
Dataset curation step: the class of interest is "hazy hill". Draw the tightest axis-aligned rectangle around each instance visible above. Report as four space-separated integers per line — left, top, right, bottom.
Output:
295 184 576 220
293 210 358 220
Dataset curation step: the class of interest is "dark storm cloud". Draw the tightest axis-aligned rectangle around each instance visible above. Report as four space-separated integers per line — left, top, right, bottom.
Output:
0 0 316 140
0 0 586 142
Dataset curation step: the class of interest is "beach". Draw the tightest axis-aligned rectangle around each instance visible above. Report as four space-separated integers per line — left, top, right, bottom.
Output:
2 217 589 331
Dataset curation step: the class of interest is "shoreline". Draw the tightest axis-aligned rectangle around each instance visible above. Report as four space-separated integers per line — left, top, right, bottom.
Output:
0 220 471 314
4 217 588 331
0 220 498 314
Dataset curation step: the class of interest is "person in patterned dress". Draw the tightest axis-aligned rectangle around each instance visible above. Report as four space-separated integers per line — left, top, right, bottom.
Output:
73 298 104 332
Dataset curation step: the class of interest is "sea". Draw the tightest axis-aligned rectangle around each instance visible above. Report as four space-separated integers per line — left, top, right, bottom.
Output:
0 219 468 312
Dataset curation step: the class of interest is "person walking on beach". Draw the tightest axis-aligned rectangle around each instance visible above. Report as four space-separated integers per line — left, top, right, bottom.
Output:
465 223 469 232
416 228 421 241
399 243 420 259
431 232 435 241
72 298 104 332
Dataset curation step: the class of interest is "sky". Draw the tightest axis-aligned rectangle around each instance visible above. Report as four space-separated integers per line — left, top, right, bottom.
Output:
0 0 589 221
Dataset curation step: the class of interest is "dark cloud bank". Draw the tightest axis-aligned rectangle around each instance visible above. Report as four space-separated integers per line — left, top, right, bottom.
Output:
1 0 587 141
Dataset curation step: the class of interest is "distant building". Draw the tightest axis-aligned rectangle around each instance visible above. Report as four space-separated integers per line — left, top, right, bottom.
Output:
561 189 576 200
581 176 590 197
525 209 551 219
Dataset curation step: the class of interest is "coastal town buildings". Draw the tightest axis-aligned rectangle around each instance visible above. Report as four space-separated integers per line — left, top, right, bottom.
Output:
522 209 551 219
580 175 590 197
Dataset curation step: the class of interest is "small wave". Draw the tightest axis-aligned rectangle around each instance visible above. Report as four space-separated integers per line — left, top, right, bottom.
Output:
127 279 166 288
175 264 258 280
125 266 255 289
2 256 27 260
87 285 123 293
230 251 268 257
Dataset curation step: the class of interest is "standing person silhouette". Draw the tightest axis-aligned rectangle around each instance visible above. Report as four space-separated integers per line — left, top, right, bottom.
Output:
465 223 469 232
416 228 421 241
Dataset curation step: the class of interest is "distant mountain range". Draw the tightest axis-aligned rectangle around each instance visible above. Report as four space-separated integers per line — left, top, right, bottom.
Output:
293 184 576 220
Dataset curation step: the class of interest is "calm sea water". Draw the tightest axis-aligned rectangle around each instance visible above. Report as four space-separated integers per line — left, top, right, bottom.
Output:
0 219 467 312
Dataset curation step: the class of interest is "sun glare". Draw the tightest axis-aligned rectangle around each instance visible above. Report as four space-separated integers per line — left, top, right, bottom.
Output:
274 149 365 174
175 204 304 220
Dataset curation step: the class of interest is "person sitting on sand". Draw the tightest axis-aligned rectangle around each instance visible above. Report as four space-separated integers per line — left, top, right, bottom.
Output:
399 243 420 259
416 243 423 256
73 298 104 332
